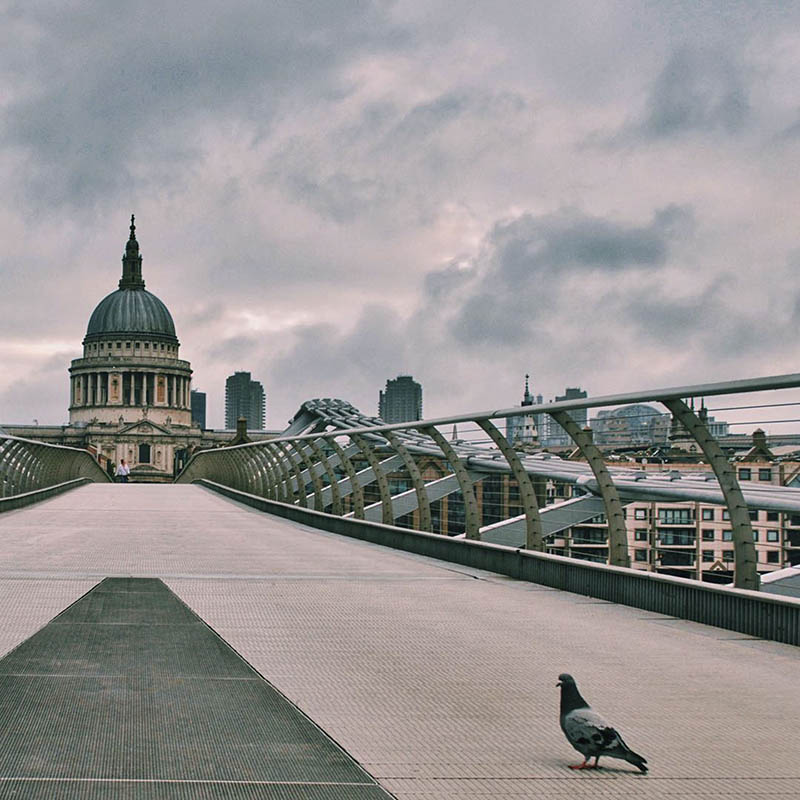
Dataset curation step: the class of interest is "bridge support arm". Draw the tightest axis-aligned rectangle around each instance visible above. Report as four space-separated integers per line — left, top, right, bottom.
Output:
476 419 544 550
548 410 629 567
307 439 343 516
384 431 432 532
661 398 759 590
327 438 365 519
418 426 480 540
352 434 394 526
277 442 307 507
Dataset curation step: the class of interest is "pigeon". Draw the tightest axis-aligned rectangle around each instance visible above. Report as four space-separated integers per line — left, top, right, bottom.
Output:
557 673 648 773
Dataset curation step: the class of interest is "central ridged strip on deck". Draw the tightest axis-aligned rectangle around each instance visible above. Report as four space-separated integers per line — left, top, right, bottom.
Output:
0 577 392 799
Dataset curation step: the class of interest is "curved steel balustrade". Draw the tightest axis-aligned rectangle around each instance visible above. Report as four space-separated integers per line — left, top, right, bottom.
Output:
0 434 111 508
177 373 800 590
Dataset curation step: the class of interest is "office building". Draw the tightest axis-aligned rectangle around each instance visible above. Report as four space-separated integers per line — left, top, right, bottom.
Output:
379 375 422 423
225 372 266 430
191 390 207 429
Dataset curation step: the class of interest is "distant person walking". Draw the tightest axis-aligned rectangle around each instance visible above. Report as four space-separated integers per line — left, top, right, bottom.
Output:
115 459 131 483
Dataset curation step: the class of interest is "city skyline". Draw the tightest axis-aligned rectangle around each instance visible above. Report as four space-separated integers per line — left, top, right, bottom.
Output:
2 3 800 430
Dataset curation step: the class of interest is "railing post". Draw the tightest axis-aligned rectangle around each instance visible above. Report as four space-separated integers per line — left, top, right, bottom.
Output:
548 410 629 567
265 443 292 503
476 419 544 550
327 438 365 519
307 438 342 515
326 435 364 519
352 434 394 525
661 398 759 590
418 426 480 540
290 441 324 511
276 442 307 507
384 430 432 532
253 447 278 499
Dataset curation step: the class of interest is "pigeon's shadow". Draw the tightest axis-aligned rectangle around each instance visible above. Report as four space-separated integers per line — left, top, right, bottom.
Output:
545 758 647 776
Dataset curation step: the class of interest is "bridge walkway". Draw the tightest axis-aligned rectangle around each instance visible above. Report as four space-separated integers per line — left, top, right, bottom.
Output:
0 484 798 798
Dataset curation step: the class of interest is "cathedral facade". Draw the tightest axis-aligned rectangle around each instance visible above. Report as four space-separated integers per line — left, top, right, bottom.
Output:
67 217 203 480
66 217 200 478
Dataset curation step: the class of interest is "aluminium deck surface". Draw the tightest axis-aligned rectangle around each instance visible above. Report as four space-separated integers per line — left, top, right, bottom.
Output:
0 483 798 798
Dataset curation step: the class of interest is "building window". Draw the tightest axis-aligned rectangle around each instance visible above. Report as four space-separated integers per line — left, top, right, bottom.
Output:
722 509 730 520
138 443 151 463
722 549 734 562
722 530 733 541
126 342 131 349
738 468 751 481
635 529 648 541
702 529 715 541
702 550 714 562
749 509 759 521
144 342 149 349
753 531 759 541
634 549 648 562
702 508 714 521
767 511 779 522
116 342 121 349
759 468 773 482
767 530 779 543
634 508 647 520
767 550 780 564
658 508 692 524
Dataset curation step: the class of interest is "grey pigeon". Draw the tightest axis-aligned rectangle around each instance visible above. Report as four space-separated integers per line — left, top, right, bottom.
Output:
557 673 648 773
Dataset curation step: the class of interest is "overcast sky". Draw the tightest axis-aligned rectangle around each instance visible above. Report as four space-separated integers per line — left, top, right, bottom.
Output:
2 1 799 430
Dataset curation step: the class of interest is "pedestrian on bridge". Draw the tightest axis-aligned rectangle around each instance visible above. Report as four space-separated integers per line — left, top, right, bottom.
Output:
115 459 130 483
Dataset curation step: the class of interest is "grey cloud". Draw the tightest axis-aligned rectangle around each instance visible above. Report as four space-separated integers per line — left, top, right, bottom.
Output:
206 335 260 362
640 47 750 139
447 205 692 346
1 1 407 210
267 87 532 224
267 305 412 414
423 259 476 300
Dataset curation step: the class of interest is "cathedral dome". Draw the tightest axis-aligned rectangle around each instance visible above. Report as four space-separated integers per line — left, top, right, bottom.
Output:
83 215 178 343
86 288 177 340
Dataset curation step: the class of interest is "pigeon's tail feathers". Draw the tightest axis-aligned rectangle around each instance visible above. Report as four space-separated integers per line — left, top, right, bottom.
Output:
623 748 648 774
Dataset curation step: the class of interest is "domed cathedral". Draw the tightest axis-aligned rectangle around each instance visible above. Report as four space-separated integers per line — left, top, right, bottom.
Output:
67 217 201 480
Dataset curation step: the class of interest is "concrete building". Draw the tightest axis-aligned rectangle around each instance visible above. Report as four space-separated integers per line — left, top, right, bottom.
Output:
378 375 422 423
541 387 588 447
191 390 207 430
225 372 266 430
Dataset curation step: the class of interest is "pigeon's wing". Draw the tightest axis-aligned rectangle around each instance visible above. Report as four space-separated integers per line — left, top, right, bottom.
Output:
562 708 624 756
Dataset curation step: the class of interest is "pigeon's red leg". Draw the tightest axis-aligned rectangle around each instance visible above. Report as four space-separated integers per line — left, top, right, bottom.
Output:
569 760 591 770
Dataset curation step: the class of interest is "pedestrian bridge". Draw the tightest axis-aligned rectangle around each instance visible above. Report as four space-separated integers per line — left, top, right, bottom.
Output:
0 483 798 798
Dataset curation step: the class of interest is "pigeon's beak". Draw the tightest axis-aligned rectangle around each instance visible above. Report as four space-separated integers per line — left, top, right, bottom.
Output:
556 680 562 688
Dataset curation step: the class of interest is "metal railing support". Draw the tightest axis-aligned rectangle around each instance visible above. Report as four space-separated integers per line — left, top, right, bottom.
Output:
661 398 759 590
327 438 365 519
476 419 544 550
291 442 324 511
265 443 292 503
352 434 394 526
548 410 629 567
277 442 307 507
307 438 342 515
419 426 480 540
384 430 432 532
